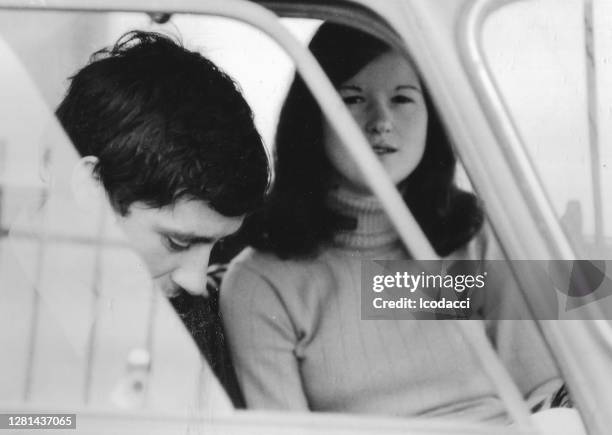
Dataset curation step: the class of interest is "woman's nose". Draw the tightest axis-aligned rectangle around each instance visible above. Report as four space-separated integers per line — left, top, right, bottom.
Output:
365 102 392 134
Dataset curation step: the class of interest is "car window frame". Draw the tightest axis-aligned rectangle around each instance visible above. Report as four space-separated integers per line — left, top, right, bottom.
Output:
455 0 612 433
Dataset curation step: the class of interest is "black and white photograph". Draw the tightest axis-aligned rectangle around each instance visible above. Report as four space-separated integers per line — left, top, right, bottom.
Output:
0 0 610 434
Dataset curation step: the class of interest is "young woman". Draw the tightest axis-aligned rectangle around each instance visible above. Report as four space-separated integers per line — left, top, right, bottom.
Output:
220 22 563 423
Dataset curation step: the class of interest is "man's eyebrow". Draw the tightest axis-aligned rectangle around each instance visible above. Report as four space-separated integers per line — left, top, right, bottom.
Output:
156 228 217 244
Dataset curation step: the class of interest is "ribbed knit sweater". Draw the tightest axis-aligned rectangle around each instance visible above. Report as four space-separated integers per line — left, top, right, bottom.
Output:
220 188 561 423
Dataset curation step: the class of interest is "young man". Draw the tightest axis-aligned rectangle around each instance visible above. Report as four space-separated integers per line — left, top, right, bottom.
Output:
53 30 269 407
56 30 269 298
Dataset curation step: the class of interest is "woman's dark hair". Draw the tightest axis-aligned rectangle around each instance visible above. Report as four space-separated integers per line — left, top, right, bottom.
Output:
244 22 483 257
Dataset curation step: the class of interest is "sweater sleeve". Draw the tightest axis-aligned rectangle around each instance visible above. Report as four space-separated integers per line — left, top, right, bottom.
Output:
220 260 309 410
476 226 565 409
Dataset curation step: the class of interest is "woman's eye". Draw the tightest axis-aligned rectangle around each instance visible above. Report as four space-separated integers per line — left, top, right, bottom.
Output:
341 95 364 105
392 95 414 104
165 236 191 252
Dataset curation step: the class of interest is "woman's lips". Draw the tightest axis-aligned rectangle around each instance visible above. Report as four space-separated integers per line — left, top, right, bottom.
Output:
372 143 398 155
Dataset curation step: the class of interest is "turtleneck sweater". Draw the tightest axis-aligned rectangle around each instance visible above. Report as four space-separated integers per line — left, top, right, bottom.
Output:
326 186 402 253
220 189 561 423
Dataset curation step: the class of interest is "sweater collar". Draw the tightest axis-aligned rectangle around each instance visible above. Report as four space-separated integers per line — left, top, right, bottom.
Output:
327 186 401 252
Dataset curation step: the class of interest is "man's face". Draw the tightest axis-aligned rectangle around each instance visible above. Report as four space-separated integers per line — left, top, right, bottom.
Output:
115 198 243 297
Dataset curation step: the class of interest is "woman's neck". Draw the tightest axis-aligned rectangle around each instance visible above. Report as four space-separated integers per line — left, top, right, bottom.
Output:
327 185 402 252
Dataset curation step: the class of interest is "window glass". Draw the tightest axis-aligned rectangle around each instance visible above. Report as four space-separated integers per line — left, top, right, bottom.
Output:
482 0 612 258
0 9 310 415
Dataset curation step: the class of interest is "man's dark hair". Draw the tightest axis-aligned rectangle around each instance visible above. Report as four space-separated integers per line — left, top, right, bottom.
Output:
244 22 483 258
56 30 269 217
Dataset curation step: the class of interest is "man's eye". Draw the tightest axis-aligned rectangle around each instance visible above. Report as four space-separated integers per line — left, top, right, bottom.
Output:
341 95 364 105
392 95 414 104
165 236 191 252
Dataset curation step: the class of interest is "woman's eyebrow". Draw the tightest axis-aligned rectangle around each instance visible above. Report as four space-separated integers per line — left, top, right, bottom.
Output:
338 84 362 92
397 85 422 93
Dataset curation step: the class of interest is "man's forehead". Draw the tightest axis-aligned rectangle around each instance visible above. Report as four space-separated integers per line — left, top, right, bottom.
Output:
131 199 244 239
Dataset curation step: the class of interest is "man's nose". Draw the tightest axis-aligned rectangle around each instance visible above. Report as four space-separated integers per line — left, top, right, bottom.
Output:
366 101 392 134
170 245 212 296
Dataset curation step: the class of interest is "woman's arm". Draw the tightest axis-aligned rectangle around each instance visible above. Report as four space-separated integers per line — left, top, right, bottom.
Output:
490 319 566 411
477 228 569 410
220 261 309 410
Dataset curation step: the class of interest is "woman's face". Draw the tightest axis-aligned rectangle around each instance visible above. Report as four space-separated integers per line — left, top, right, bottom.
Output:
323 51 428 193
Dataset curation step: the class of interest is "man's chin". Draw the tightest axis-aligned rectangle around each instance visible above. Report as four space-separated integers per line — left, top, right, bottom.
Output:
155 284 183 298
156 285 209 299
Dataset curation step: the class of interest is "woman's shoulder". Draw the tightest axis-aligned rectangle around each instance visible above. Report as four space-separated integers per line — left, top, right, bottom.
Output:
230 246 281 271
221 248 284 294
220 247 343 327
220 248 285 310
222 247 335 297
229 246 325 275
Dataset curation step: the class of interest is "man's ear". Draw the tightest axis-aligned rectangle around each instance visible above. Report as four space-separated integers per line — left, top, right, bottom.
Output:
71 156 106 211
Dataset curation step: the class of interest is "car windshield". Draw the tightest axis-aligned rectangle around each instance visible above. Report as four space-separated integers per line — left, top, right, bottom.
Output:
0 4 593 435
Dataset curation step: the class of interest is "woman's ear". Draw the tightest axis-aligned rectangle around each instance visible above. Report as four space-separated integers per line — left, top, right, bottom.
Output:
71 155 106 211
